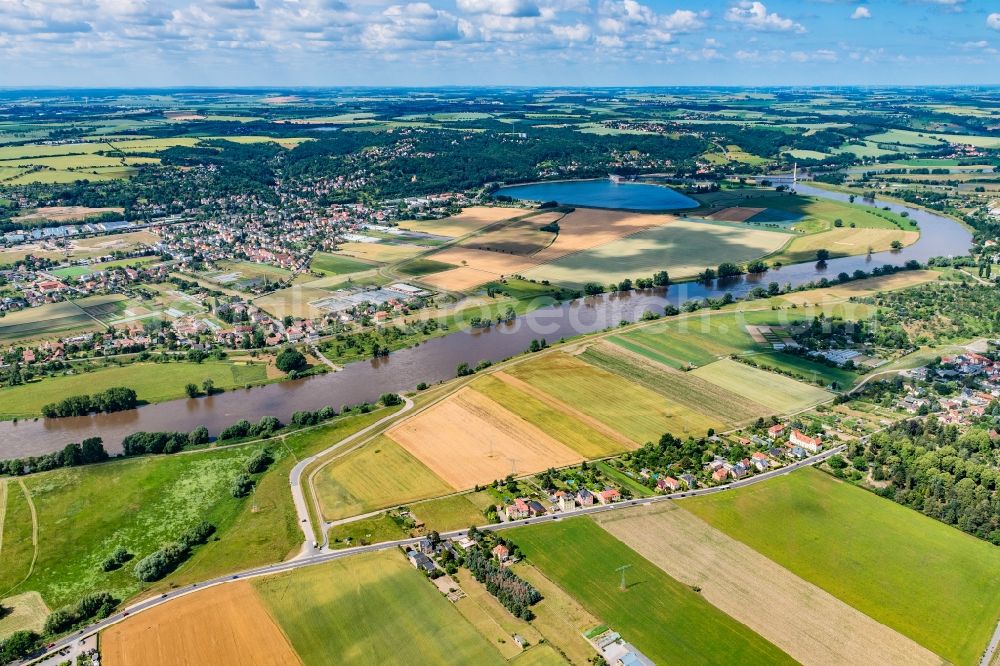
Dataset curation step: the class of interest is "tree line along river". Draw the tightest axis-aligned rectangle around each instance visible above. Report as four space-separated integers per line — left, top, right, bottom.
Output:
0 183 971 457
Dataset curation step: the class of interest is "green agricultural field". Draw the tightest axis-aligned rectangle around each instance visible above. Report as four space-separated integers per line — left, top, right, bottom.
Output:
470 374 627 458
50 256 157 279
507 353 723 443
0 301 99 343
868 128 1000 149
683 468 1000 665
609 306 869 385
523 219 788 286
748 350 859 387
510 518 794 665
327 513 408 549
579 344 772 426
0 360 270 419
408 491 497 532
309 252 377 276
691 359 831 412
255 551 505 666
397 257 458 277
314 435 452 521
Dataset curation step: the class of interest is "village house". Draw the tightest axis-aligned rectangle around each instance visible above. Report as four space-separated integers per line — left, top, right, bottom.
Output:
789 429 822 453
657 476 680 492
712 467 729 483
505 498 530 521
576 488 595 506
679 473 697 489
492 544 510 562
597 488 621 505
767 423 786 438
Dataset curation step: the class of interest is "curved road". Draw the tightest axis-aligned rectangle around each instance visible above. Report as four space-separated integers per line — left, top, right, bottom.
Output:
25 444 844 664
288 396 414 557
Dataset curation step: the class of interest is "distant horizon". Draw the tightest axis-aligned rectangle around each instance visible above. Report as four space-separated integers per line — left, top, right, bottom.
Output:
4 83 1000 92
3 1 1000 88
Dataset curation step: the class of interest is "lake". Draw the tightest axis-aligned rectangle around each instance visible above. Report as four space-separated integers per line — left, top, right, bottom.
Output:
496 179 698 211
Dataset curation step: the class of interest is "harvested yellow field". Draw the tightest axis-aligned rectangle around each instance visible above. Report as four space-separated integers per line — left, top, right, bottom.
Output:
596 504 941 666
769 228 918 264
780 270 939 305
460 213 561 256
427 246 540 275
337 242 425 263
253 286 330 320
73 230 160 251
101 581 300 666
387 387 583 489
398 207 527 237
419 266 507 291
531 208 669 260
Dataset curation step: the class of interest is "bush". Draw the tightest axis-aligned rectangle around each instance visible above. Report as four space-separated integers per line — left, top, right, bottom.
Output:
380 392 403 406
245 449 273 474
231 473 255 498
134 523 215 582
0 631 39 663
101 546 131 572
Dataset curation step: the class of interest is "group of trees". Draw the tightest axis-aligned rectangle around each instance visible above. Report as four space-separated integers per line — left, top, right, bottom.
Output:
845 418 1000 545
44 591 118 636
121 426 209 456
219 415 282 441
0 437 107 477
464 546 542 621
134 522 215 582
41 386 138 418
275 347 308 374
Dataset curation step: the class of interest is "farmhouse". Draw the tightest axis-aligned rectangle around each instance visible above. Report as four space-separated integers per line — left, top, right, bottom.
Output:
768 423 786 438
492 544 510 562
506 498 530 521
789 429 822 453
658 476 680 492
407 550 437 574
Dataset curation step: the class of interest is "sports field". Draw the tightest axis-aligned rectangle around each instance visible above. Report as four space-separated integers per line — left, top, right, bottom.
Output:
314 435 453 521
471 373 630 458
397 206 526 237
255 551 505 665
386 388 583 489
523 219 788 286
691 359 832 412
596 503 940 666
101 582 299 666
506 352 722 442
510 518 795 665
0 360 269 419
578 343 772 426
683 468 1000 665
767 228 918 264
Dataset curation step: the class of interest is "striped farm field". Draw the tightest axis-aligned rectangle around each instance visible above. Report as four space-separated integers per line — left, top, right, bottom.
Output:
578 343 773 426
314 435 452 521
470 373 631 457
690 359 831 413
596 503 941 666
386 387 583 490
506 352 724 442
684 469 1000 665
510 518 795 665
255 550 505 666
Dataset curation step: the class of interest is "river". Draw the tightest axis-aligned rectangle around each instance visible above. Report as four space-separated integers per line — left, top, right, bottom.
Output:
0 183 971 458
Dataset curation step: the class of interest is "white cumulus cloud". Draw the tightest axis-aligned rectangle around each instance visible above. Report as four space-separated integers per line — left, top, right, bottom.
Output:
851 7 870 20
725 2 804 33
988 13 1000 30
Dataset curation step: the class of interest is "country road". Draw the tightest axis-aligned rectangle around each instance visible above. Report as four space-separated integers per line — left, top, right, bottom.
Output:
24 444 844 665
288 395 414 556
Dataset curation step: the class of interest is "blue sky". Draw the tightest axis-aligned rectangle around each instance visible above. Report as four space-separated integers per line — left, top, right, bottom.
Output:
2 0 1000 86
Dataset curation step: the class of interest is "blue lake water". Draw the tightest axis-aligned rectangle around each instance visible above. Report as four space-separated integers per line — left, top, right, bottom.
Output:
496 179 698 211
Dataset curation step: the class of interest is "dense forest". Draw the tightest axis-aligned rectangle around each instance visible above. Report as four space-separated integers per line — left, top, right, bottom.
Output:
843 416 1000 545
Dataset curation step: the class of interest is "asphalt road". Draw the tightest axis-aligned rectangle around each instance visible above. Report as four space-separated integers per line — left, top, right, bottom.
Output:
25 444 844 664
